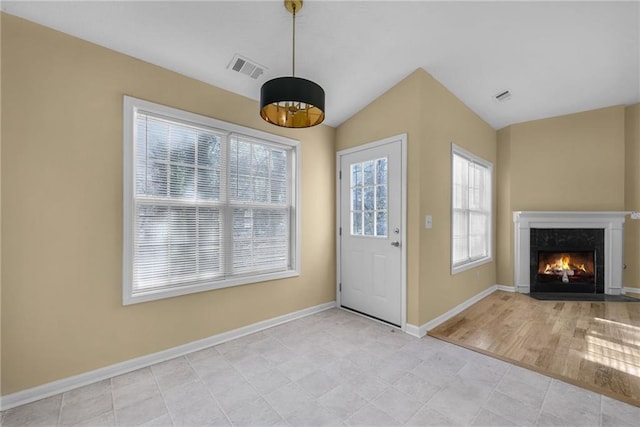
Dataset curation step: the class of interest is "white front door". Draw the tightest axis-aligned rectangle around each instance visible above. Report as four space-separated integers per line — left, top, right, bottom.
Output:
338 136 404 326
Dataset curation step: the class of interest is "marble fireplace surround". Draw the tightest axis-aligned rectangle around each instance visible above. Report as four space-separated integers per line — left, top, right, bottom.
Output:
513 211 629 295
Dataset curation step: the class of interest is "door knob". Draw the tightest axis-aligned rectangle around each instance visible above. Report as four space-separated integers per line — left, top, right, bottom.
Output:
390 241 400 247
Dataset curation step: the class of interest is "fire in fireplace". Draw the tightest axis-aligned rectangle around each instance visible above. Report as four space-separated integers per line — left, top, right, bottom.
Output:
537 251 595 285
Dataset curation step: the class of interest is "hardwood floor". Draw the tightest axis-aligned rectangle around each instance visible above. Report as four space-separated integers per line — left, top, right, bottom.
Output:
428 291 640 408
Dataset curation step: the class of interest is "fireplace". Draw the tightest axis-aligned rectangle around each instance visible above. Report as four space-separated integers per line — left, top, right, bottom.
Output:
529 228 604 293
513 211 628 295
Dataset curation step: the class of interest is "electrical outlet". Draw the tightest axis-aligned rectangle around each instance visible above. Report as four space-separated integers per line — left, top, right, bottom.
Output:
425 215 433 229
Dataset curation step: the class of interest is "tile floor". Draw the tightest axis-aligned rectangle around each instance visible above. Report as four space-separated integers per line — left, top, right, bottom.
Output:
2 308 640 426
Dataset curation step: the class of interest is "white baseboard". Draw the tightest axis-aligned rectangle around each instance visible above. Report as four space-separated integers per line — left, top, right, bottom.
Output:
404 323 423 338
0 301 336 411
496 284 516 292
411 285 500 338
623 287 640 295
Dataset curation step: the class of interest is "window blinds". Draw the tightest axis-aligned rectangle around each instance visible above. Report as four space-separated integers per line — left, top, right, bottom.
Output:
132 111 292 295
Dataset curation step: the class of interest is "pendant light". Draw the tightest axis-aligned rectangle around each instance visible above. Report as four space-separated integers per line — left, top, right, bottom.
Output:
260 0 325 128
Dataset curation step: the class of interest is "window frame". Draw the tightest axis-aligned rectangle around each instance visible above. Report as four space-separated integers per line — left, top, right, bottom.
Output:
450 143 493 274
123 96 300 305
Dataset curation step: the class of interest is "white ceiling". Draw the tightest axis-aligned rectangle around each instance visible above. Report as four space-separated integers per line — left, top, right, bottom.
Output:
3 1 639 129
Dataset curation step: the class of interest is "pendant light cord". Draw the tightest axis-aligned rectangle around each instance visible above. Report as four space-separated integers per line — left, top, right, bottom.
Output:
292 4 296 77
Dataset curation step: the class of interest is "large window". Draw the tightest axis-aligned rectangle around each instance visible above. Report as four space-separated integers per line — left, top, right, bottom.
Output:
451 143 492 274
123 97 299 304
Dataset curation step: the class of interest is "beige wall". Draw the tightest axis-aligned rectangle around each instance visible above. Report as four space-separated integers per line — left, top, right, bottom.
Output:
0 11 3 391
1 14 336 395
496 128 512 286
509 106 625 212
625 104 640 290
497 106 627 286
417 71 497 324
336 69 497 326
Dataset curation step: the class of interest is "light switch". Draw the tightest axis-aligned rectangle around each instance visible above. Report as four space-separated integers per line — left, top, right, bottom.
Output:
425 215 433 229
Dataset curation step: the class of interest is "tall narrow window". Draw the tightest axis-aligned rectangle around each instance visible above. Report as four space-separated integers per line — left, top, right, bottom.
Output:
451 144 493 273
123 97 299 304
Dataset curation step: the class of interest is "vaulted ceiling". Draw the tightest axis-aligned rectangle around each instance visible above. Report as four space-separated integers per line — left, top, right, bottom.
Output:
3 1 639 129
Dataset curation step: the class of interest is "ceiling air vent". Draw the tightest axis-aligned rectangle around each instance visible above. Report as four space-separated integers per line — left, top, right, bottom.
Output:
228 54 266 80
494 90 512 102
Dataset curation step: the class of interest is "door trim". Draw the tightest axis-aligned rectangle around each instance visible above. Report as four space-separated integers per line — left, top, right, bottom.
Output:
336 134 408 332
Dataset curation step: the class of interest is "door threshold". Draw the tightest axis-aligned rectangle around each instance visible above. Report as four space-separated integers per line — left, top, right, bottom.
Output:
340 305 401 328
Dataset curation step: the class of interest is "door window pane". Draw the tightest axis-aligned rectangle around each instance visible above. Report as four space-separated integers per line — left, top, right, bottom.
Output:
376 158 387 184
364 211 374 236
363 186 374 211
352 212 362 235
376 211 387 236
376 185 387 210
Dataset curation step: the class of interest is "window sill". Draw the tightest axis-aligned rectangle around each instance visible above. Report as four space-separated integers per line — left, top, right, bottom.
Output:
451 256 492 275
123 269 300 305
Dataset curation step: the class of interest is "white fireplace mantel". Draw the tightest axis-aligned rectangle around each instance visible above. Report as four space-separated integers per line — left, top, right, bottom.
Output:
513 211 629 295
